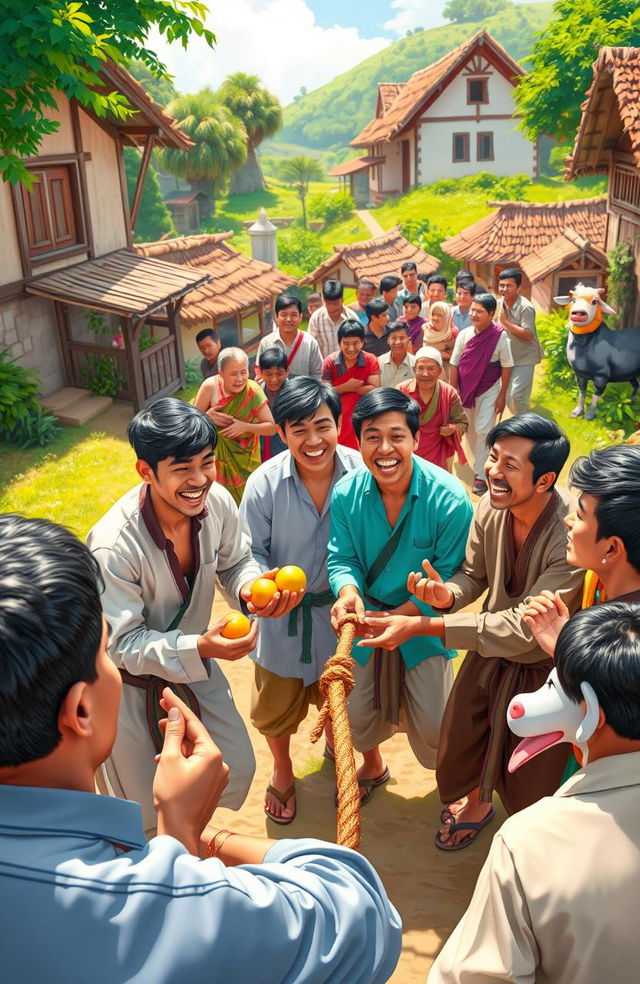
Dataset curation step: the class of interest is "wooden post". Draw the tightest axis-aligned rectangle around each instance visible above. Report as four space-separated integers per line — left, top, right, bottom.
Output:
169 298 186 389
124 316 146 410
53 301 74 387
130 135 155 234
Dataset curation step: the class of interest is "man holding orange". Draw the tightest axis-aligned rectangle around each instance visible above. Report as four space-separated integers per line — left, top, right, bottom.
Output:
241 377 362 823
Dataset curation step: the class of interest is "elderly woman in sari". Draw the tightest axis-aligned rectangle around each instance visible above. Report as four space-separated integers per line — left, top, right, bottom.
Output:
396 346 468 473
195 347 276 503
421 301 457 380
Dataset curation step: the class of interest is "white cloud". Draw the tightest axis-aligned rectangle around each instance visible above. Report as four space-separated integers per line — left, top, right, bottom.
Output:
151 0 389 105
383 0 446 37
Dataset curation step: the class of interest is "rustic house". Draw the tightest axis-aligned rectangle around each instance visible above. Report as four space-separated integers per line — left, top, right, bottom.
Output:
566 46 640 324
163 189 211 234
299 225 438 290
441 197 608 310
134 233 296 361
0 63 210 420
347 30 536 204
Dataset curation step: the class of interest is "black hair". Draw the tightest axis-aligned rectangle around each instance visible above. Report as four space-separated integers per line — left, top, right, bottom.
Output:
380 275 402 292
499 268 522 286
338 319 365 341
258 346 288 371
401 261 417 274
456 279 476 296
403 293 422 308
473 292 497 315
366 297 389 321
0 515 103 766
556 602 640 740
358 279 376 291
427 274 448 289
455 269 473 285
275 293 303 315
352 387 420 441
417 273 430 285
486 413 569 487
195 328 219 343
128 397 217 473
386 319 410 336
322 279 344 300
569 446 640 573
273 376 341 428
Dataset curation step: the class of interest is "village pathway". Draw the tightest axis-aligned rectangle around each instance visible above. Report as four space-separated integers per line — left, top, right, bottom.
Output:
355 207 386 238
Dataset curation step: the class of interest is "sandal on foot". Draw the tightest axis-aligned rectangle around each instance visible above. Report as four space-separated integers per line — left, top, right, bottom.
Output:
440 798 467 824
434 806 495 852
335 766 390 807
265 782 296 825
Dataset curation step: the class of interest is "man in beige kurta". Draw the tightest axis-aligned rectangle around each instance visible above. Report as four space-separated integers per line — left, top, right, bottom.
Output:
430 601 640 984
435 486 584 817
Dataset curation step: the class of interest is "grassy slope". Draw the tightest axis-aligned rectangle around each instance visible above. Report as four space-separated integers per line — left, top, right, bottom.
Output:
280 3 553 151
209 178 329 252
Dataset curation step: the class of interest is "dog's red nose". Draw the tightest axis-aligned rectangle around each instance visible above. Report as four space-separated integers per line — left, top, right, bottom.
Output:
510 702 525 719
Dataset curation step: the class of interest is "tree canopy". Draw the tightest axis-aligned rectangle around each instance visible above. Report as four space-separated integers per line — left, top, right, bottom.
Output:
0 0 214 186
278 156 325 229
443 0 511 23
515 0 640 142
128 59 178 107
219 72 282 194
156 90 247 211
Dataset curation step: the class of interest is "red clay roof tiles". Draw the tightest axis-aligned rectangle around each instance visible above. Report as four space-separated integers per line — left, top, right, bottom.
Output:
299 225 438 285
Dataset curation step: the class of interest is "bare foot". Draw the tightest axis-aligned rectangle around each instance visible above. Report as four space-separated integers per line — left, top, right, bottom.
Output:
265 764 296 821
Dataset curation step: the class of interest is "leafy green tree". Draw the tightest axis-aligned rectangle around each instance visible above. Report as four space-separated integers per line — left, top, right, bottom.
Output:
218 73 282 195
128 59 178 106
515 0 640 141
278 229 328 279
443 0 510 23
124 147 175 241
156 90 247 213
277 156 325 229
0 0 214 186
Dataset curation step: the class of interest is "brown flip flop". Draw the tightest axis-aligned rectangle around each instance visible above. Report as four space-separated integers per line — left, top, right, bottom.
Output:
434 805 495 852
335 765 390 807
265 782 296 825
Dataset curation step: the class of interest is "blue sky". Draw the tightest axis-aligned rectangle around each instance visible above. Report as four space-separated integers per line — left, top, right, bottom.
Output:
152 0 547 105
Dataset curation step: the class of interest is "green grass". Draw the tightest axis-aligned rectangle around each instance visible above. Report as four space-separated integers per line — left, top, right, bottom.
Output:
373 175 608 239
317 212 369 249
212 178 329 253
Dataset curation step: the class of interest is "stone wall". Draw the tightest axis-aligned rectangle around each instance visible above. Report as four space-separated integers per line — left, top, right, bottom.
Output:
0 296 65 396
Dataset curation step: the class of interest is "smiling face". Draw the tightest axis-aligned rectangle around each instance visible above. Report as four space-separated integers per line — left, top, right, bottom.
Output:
388 328 409 358
280 402 338 475
261 366 288 392
138 445 217 518
358 410 418 491
357 284 375 307
339 333 363 364
485 435 547 511
427 282 446 303
275 303 302 336
430 308 446 329
403 301 421 321
565 493 604 569
219 356 248 394
456 285 474 311
414 357 441 386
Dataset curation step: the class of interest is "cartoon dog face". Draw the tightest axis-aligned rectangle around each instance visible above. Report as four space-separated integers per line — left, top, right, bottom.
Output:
507 668 600 773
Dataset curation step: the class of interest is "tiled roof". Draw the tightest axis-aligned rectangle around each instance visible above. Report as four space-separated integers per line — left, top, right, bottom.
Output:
164 190 209 206
441 197 608 264
378 83 405 114
96 63 193 151
568 46 640 177
351 30 524 147
299 225 438 286
520 228 608 283
134 233 296 325
329 156 385 176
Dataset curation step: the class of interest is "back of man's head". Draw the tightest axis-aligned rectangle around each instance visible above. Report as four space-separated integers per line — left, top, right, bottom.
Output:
0 515 103 767
556 602 640 740
322 279 343 301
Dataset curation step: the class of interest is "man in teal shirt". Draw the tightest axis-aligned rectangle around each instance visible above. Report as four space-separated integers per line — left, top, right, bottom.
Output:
328 388 472 801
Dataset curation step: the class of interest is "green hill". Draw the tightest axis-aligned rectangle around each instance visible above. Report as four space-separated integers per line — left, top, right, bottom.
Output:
279 3 553 151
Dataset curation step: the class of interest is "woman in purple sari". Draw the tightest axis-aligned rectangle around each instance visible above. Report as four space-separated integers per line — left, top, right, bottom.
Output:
449 293 514 496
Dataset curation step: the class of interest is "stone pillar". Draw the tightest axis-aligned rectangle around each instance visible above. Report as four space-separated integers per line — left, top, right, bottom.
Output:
248 209 278 266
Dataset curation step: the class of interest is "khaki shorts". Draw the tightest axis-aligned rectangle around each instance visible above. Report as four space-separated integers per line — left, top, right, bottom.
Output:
251 663 323 738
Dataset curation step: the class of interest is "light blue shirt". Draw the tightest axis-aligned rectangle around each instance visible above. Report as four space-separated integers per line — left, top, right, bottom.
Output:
241 445 362 684
0 784 402 984
327 457 473 669
451 305 472 331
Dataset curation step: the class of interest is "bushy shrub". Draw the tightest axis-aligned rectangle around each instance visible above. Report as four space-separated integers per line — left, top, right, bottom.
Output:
3 406 60 449
0 348 39 432
429 171 532 200
308 189 355 225
80 355 126 398
278 228 328 279
401 218 457 281
184 358 203 387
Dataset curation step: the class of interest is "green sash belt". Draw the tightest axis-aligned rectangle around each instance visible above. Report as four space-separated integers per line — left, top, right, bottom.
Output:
287 588 335 664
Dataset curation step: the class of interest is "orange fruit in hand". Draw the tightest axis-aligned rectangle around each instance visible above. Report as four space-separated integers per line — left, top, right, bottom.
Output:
221 613 251 639
250 577 278 609
275 565 307 593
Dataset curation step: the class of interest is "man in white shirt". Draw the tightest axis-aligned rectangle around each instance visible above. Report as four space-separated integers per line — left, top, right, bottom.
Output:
0 513 403 984
256 293 323 379
308 279 352 359
497 267 543 415
378 321 415 386
430 600 640 984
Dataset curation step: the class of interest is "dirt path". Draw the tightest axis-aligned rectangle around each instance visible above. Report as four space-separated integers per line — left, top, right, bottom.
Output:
355 208 386 238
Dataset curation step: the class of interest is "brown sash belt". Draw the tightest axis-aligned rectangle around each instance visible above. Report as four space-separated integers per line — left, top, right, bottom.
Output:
119 670 202 754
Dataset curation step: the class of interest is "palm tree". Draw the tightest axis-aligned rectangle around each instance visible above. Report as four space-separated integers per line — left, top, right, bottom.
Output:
219 73 282 195
278 156 324 229
156 89 247 216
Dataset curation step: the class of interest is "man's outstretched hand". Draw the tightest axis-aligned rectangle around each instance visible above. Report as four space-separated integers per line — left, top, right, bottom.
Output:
523 590 570 657
153 688 229 855
407 559 454 609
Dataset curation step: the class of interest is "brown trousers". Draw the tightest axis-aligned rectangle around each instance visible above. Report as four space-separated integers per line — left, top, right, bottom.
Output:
436 649 569 816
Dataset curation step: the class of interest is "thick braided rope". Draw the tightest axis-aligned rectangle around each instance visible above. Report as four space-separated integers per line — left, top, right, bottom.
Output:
310 615 360 850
